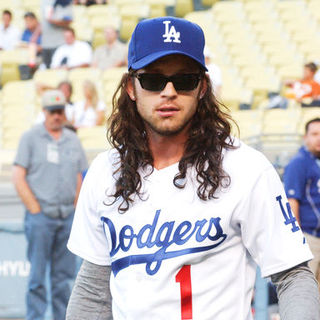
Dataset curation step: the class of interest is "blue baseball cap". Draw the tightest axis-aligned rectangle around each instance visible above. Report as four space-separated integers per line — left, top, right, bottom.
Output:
128 16 207 71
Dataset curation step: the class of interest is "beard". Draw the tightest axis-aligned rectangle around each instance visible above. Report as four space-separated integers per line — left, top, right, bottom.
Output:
141 113 194 137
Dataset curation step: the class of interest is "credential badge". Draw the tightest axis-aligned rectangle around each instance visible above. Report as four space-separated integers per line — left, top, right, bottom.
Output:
163 20 181 43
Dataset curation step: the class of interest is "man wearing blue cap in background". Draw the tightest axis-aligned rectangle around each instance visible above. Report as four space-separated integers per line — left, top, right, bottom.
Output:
66 17 320 320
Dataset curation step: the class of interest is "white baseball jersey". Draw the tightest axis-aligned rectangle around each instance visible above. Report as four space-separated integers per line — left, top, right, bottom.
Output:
68 140 312 320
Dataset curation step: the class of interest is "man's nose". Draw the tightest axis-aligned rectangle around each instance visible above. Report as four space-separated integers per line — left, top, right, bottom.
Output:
160 81 178 99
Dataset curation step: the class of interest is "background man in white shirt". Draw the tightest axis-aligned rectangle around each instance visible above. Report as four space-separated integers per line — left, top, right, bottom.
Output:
0 10 20 50
50 27 92 69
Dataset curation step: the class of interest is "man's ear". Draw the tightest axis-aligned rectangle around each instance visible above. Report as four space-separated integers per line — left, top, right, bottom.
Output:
126 76 136 101
199 75 208 99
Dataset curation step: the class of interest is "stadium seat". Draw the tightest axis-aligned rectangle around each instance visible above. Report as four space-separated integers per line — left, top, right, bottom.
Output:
0 1 21 13
0 49 30 65
33 69 68 87
1 111 33 150
0 49 30 85
102 67 126 108
87 4 119 17
77 126 110 151
72 22 94 42
201 0 218 8
0 63 21 85
68 67 101 83
143 0 167 18
212 0 243 14
119 16 139 42
144 0 176 17
309 1 320 22
89 15 121 31
260 108 302 165
92 29 106 49
111 0 144 5
262 108 301 137
275 0 306 12
2 127 29 150
72 4 87 21
22 0 40 6
268 54 302 69
231 109 263 144
119 3 150 18
2 80 36 104
175 0 194 17
277 64 303 81
298 108 320 134
221 85 253 112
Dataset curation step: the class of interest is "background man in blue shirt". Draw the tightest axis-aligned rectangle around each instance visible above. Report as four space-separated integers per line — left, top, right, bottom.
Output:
21 11 41 45
284 118 320 288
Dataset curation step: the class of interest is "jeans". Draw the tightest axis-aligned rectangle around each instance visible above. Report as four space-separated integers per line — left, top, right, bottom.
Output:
24 211 76 320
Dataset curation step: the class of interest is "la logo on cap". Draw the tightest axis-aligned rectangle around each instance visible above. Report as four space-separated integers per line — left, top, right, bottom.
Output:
162 20 181 43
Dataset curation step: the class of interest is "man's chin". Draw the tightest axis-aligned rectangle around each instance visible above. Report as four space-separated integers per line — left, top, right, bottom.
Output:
312 149 320 158
51 125 63 132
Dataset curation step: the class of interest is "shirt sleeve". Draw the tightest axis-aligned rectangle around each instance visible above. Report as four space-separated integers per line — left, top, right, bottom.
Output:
271 263 320 320
235 165 313 278
13 131 32 169
67 154 111 266
283 157 306 201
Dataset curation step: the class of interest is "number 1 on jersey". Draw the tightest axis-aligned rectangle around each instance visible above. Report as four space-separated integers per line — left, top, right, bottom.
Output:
175 265 193 320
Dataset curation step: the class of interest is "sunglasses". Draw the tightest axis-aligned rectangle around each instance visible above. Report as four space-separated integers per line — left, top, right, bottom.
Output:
133 73 202 92
49 109 64 115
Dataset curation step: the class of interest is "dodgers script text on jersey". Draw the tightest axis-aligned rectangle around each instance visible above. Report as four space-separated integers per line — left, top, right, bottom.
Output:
68 140 312 320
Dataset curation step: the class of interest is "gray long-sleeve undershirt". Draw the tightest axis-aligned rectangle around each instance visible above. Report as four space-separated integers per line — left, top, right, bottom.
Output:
271 262 320 320
66 260 320 320
66 260 112 320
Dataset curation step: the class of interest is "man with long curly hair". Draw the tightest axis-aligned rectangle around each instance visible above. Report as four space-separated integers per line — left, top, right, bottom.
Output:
66 17 320 320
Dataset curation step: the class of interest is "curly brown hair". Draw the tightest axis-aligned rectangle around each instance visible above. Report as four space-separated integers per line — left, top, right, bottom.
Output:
107 71 236 213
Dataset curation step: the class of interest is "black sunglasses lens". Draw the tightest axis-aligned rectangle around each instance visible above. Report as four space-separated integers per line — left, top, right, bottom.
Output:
136 74 200 91
50 109 64 115
172 74 200 91
139 74 166 91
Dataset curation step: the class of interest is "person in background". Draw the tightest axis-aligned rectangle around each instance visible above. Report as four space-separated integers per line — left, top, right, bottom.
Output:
0 10 21 50
21 12 41 47
21 12 42 68
41 0 73 68
284 62 320 103
72 79 106 128
204 46 222 99
58 80 74 119
35 81 74 125
91 25 127 70
314 61 320 85
12 89 88 320
284 118 320 290
73 0 107 5
50 27 92 69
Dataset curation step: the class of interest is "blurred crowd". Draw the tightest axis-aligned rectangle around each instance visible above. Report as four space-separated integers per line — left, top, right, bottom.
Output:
0 0 128 130
0 0 318 133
